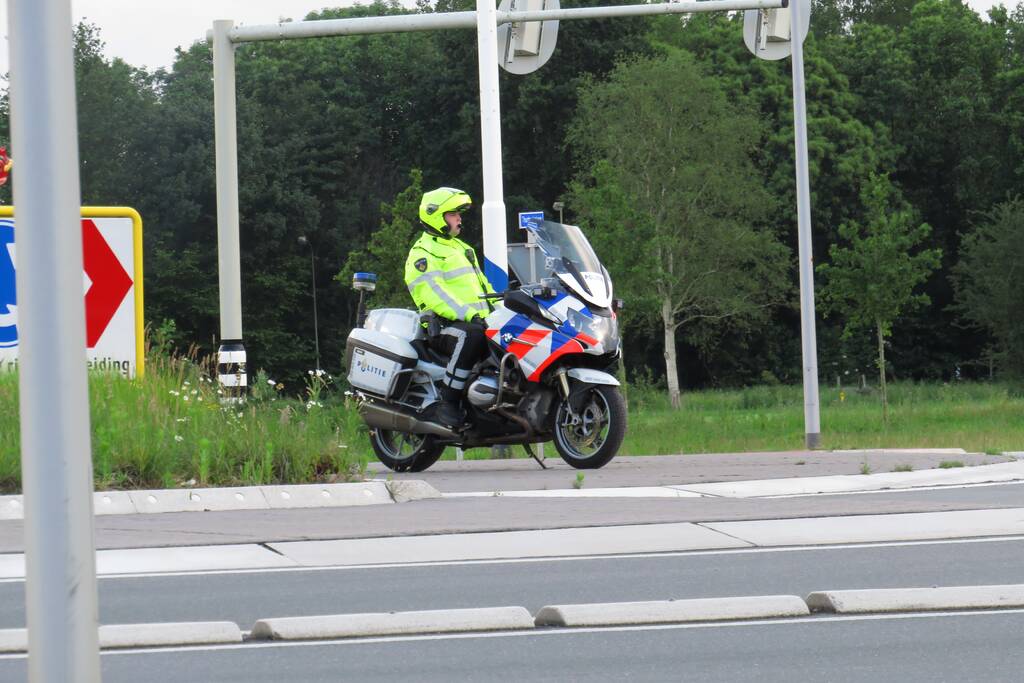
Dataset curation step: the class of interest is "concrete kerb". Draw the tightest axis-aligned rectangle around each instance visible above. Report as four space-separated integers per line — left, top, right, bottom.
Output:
128 487 270 514
259 482 392 509
250 607 535 640
673 460 1024 499
806 584 1024 614
0 480 444 520
535 596 809 627
384 479 444 503
0 621 243 653
5 584 1024 652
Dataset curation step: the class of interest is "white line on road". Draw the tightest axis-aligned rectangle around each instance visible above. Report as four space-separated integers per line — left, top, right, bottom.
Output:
4 607 1023 660
1 534 1022 584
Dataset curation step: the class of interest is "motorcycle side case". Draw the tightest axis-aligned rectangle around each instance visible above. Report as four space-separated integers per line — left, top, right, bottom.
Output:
364 308 425 342
345 328 418 398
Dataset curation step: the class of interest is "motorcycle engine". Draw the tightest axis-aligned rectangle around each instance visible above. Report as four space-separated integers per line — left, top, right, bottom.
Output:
466 375 499 408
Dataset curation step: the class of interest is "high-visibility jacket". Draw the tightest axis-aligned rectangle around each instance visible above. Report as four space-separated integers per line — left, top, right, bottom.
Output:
405 231 494 322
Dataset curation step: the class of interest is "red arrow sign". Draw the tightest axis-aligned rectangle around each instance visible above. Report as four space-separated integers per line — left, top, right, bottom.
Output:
82 219 133 348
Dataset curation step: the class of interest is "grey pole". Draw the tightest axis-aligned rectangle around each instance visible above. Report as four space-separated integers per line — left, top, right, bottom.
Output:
213 20 247 395
7 0 102 680
789 0 822 448
478 0 510 292
478 0 512 461
298 236 321 372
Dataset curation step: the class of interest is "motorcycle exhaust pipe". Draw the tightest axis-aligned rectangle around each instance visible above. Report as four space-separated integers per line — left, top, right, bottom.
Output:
358 401 456 438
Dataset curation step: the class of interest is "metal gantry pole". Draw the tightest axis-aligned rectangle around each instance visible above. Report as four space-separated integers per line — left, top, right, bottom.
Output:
7 0 102 680
788 0 822 448
477 0 510 291
212 19 248 396
309 247 321 372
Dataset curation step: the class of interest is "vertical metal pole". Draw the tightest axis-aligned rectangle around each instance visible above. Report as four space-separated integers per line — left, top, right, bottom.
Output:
310 248 321 372
8 0 102 680
212 20 247 395
476 0 509 292
789 0 821 448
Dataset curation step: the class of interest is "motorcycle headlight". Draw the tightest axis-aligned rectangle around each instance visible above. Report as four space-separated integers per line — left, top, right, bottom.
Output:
566 308 614 346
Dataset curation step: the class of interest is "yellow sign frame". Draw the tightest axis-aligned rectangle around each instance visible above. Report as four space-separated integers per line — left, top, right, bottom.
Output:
0 206 145 376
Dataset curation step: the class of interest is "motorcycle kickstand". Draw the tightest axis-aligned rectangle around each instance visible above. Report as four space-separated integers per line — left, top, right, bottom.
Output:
523 443 548 470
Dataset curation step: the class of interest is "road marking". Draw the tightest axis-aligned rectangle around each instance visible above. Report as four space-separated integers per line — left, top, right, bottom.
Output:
1 534 1022 584
4 607 1023 660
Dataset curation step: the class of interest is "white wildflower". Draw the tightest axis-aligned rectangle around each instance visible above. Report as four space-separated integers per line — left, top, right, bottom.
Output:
183 395 190 402
174 435 184 443
169 390 180 396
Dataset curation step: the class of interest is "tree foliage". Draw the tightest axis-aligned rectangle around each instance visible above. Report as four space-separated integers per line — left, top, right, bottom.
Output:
2 1 1022 391
952 197 1024 382
818 173 941 417
568 50 790 407
338 169 425 310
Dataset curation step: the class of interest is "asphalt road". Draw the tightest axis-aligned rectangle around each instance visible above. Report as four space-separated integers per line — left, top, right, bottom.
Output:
2 536 1022 630
4 610 1024 682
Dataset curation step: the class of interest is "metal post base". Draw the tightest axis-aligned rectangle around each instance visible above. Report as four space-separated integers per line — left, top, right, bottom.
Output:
805 432 821 449
217 340 247 401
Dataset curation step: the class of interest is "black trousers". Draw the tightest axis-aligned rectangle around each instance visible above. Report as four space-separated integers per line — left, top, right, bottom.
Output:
428 320 486 397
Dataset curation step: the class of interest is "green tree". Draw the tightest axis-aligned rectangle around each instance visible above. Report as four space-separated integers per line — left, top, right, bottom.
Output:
338 169 425 309
568 50 790 408
825 1 1014 377
646 12 895 386
951 197 1024 383
818 173 941 421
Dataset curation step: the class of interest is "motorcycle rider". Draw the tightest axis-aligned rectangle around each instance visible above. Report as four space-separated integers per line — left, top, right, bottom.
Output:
405 187 494 428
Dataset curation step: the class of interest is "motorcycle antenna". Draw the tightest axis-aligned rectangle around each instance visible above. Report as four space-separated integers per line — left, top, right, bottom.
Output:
352 272 377 328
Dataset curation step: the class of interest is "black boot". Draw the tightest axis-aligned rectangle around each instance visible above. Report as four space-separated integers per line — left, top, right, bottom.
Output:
423 386 465 429
423 400 464 429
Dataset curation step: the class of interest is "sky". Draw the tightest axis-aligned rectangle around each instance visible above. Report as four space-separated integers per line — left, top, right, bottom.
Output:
0 0 1012 75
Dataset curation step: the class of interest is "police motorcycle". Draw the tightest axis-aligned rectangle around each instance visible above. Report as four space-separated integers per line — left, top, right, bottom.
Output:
344 218 625 472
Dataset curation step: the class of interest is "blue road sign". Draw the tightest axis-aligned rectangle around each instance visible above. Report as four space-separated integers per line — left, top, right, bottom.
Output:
518 211 544 231
0 220 16 348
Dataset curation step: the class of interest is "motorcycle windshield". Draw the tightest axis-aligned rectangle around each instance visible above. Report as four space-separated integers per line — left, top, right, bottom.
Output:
525 220 612 309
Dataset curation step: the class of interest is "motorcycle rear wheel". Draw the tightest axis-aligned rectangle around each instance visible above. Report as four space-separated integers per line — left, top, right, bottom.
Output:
369 429 445 472
552 384 626 469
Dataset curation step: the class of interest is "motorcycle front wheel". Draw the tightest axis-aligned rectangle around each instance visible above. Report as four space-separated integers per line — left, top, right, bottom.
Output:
369 429 445 472
552 384 627 469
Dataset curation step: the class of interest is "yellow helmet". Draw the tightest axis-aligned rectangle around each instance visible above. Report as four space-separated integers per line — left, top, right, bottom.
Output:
419 187 472 235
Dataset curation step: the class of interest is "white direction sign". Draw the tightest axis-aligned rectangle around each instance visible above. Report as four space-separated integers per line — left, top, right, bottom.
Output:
743 0 811 61
0 209 144 377
497 0 560 75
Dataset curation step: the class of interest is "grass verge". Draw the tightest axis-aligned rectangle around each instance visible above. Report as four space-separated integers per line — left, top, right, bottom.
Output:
616 381 1023 456
0 354 369 494
3 367 1021 491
